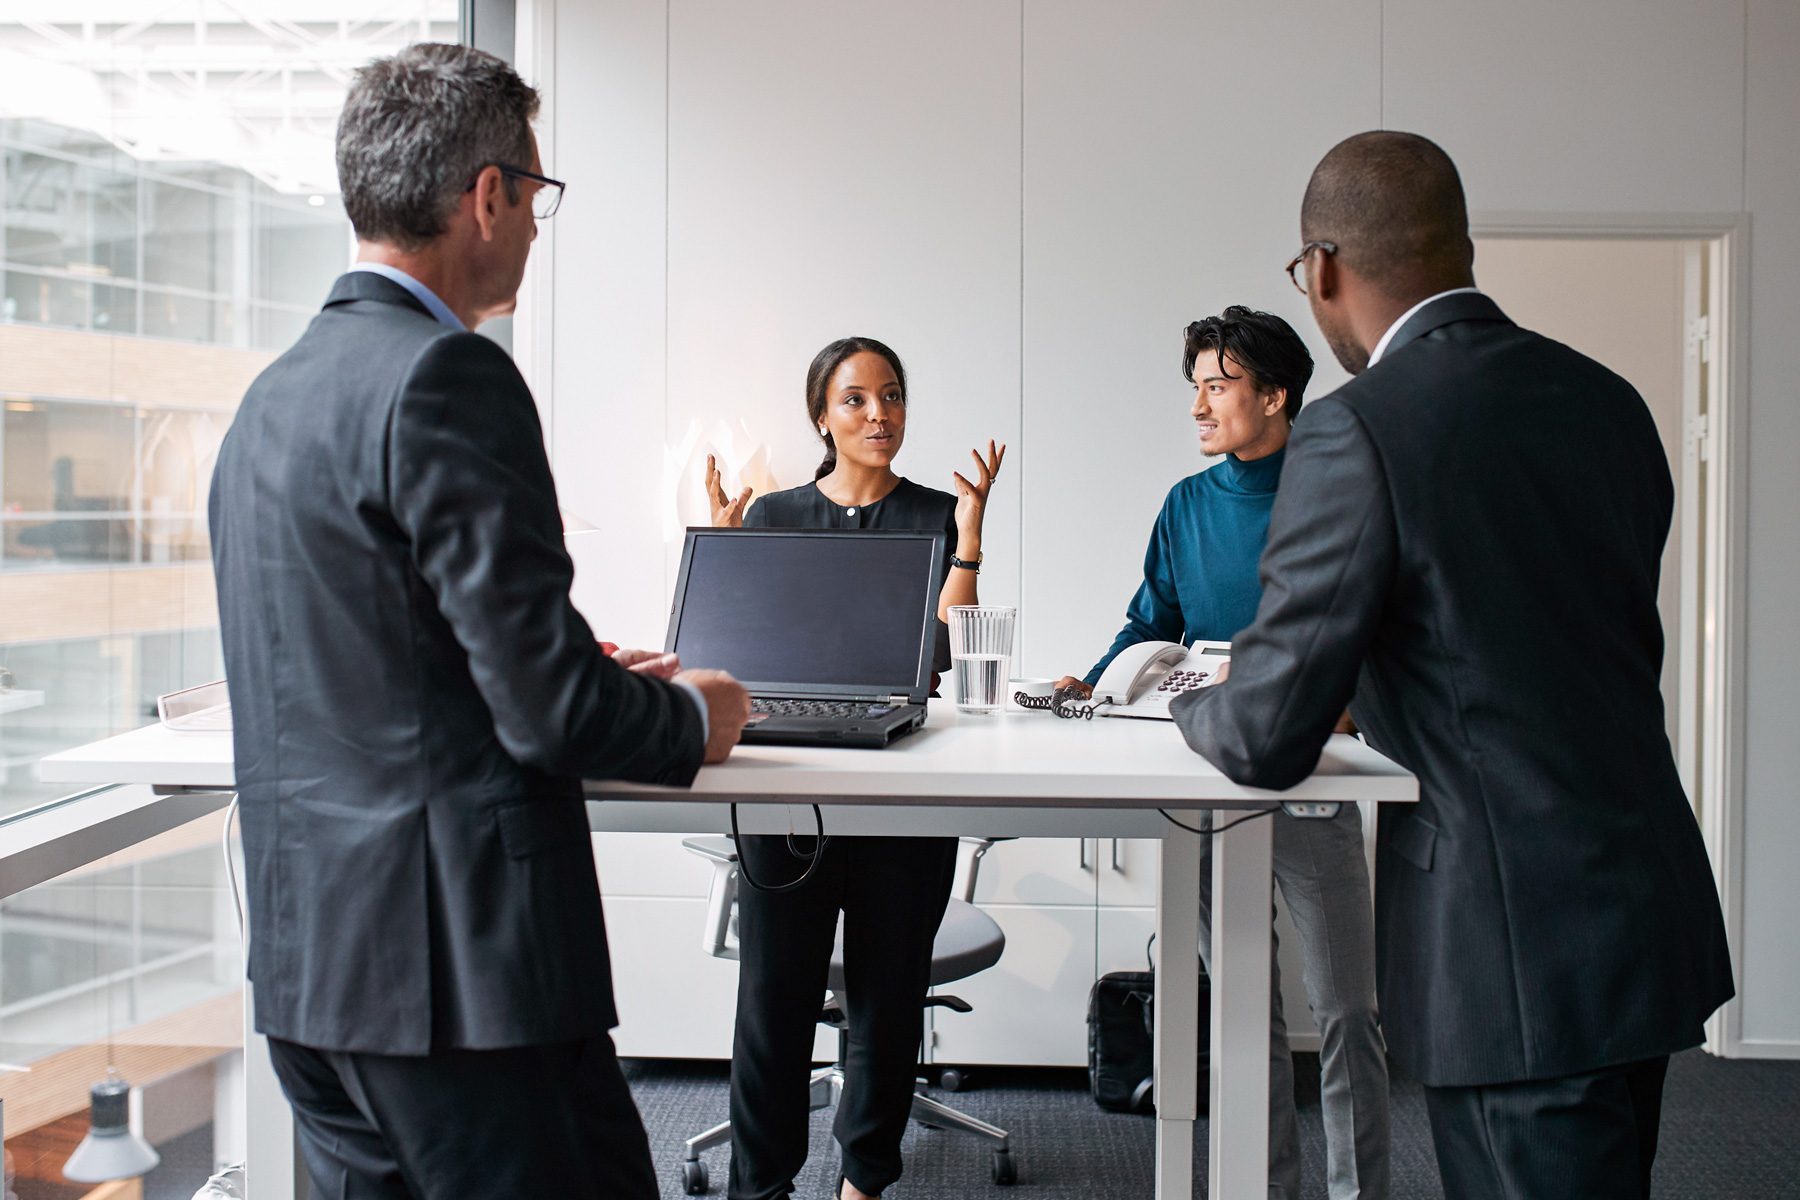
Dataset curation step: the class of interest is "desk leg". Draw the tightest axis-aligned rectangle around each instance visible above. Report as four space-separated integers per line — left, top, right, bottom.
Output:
245 984 307 1200
1208 810 1273 1198
1154 824 1202 1198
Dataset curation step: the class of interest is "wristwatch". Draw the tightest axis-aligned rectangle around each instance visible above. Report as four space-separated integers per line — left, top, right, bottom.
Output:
949 551 983 573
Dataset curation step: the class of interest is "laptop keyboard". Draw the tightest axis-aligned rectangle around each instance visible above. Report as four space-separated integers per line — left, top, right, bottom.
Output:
751 699 898 720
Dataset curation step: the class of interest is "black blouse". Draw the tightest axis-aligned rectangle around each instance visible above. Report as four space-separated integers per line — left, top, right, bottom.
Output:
743 477 959 673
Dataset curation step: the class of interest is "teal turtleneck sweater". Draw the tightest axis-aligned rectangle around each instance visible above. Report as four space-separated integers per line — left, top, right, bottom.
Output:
1084 447 1287 686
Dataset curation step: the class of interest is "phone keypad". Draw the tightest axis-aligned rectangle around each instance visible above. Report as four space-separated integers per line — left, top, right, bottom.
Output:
1155 670 1211 695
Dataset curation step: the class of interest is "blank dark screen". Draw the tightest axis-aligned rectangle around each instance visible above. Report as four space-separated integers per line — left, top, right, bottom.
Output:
672 532 936 690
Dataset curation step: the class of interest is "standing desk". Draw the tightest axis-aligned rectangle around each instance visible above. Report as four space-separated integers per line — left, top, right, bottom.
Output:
37 703 1415 1199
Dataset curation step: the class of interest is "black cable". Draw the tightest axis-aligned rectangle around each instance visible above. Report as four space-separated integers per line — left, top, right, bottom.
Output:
730 801 831 893
1012 689 1106 719
1157 807 1278 837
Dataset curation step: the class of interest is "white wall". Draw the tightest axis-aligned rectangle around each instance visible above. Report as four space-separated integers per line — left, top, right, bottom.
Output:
663 0 1023 622
1021 0 1379 677
538 0 1800 1052
1741 0 1800 1052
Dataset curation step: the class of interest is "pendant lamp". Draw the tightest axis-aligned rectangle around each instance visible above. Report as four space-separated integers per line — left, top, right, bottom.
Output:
63 1071 160 1183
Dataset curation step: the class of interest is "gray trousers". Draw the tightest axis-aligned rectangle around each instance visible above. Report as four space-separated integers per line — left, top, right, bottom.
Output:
1198 804 1391 1200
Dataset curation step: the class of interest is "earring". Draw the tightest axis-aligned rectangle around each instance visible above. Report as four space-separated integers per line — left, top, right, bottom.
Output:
819 426 828 437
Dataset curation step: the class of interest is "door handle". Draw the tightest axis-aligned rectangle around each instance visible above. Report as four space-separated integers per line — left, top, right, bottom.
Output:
1078 838 1091 871
1110 837 1122 871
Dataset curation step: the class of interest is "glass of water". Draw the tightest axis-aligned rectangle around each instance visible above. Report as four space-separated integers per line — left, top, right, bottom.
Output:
947 605 1016 715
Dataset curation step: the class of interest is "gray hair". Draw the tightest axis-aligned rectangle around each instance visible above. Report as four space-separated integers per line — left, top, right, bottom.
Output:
336 43 540 250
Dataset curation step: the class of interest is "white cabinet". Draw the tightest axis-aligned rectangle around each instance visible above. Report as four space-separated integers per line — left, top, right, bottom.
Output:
599 830 1335 1065
595 828 719 898
604 894 743 1060
598 835 836 1063
1097 906 1156 978
1097 837 1160 908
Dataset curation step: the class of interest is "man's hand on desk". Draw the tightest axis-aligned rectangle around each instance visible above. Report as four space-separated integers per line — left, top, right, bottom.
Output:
677 669 752 763
610 647 683 681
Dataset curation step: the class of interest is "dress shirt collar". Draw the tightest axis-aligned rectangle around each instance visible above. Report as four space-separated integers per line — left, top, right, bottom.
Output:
1366 287 1483 367
349 262 466 331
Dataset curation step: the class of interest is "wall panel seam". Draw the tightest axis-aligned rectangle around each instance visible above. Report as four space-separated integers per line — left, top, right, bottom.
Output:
664 0 674 624
1018 0 1027 665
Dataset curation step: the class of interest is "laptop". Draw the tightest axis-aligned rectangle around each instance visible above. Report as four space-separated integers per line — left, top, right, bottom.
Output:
665 527 948 748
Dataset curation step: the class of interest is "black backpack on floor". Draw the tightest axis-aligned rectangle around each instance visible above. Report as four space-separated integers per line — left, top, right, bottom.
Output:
1086 941 1210 1115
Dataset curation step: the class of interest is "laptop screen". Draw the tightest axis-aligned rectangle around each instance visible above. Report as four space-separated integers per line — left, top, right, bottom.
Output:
666 528 945 701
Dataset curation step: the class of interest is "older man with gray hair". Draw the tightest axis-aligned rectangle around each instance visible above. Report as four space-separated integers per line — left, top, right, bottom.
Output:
209 43 749 1199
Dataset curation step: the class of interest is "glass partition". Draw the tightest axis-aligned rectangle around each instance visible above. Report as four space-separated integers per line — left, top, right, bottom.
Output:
1 809 244 1199
0 5 459 824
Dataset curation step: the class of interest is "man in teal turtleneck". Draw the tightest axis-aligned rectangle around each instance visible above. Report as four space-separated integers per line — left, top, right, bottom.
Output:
1059 307 1390 1200
1079 440 1285 685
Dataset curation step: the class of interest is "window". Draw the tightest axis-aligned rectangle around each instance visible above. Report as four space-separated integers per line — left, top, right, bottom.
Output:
1 9 461 1192
2 813 247 1198
0 8 458 823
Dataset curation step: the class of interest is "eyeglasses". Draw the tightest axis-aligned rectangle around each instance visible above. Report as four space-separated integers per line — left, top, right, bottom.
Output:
465 162 566 220
1284 240 1337 296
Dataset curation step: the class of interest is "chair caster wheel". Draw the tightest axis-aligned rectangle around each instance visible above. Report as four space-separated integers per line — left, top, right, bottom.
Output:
991 1149 1017 1185
682 1159 709 1194
937 1067 967 1092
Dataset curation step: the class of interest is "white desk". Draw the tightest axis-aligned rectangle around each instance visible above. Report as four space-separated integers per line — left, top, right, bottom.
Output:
37 705 1415 1199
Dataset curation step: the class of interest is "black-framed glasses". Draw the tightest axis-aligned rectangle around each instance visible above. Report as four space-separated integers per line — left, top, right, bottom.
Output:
1284 240 1337 295
465 162 565 219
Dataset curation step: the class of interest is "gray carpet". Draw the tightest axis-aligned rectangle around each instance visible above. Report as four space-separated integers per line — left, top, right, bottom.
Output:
621 1049 1800 1199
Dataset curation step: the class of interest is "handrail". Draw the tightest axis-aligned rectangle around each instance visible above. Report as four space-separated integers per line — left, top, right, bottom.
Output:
0 785 234 903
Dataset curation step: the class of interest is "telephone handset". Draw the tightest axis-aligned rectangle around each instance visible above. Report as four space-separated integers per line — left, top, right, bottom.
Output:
1087 640 1231 720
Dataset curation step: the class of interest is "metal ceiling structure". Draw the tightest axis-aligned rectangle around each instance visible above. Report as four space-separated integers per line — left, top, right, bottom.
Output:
0 2 457 194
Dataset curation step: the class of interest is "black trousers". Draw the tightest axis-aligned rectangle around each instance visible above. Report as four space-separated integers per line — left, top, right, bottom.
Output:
267 1033 657 1200
728 834 958 1200
1423 1055 1670 1200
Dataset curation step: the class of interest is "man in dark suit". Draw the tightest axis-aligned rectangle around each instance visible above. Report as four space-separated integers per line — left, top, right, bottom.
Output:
1170 131 1733 1199
209 44 750 1199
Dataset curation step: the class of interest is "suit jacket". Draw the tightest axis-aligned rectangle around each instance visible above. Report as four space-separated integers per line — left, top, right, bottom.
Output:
209 271 705 1055
1171 292 1733 1088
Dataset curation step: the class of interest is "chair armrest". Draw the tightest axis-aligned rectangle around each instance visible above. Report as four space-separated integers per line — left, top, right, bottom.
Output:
682 836 740 960
682 835 739 865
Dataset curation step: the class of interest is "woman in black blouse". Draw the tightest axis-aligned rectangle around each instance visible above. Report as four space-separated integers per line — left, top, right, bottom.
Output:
703 336 1003 1200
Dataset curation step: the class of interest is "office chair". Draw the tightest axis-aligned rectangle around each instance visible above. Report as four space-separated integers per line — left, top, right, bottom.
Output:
678 835 1016 1194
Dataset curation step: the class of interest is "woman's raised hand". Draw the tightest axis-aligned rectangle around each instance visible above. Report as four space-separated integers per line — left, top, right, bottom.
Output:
705 454 753 528
951 439 1006 537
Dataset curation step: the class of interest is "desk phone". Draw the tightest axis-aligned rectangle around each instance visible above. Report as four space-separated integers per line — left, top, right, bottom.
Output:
1089 640 1231 720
